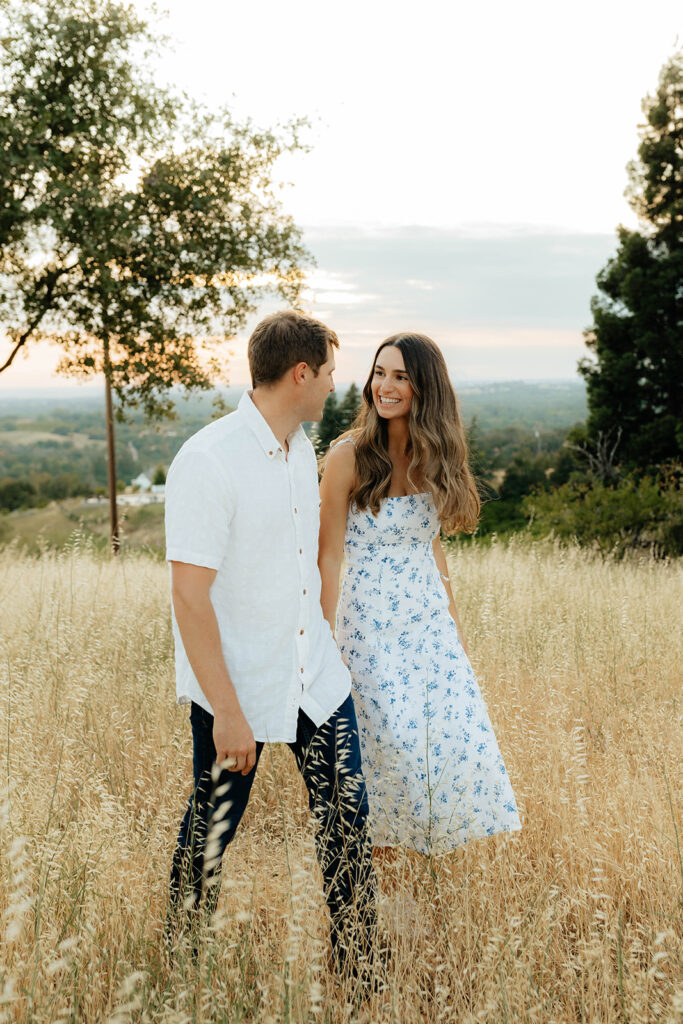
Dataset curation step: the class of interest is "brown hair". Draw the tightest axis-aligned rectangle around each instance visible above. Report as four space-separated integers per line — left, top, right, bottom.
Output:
342 333 480 534
247 310 339 387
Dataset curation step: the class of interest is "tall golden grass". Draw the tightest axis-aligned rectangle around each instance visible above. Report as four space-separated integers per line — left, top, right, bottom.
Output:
0 537 681 1023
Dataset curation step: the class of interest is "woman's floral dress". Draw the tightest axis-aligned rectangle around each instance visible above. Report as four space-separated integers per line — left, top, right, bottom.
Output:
336 489 522 853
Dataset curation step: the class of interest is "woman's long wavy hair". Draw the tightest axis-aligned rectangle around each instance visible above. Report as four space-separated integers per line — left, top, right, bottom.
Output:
342 333 480 534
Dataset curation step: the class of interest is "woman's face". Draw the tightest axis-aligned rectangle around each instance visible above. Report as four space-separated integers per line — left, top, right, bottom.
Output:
370 344 413 420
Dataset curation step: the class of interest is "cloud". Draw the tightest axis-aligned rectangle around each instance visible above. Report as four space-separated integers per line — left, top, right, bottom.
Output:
292 225 619 381
302 225 617 331
0 224 619 390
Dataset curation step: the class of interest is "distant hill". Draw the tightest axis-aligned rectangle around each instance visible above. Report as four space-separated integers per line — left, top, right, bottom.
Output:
1 378 586 432
456 380 586 430
0 379 588 550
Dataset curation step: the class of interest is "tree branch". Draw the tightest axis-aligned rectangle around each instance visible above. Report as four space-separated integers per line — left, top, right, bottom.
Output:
0 268 65 373
0 331 32 373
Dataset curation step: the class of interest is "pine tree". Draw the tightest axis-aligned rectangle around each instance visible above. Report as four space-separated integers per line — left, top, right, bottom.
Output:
579 51 682 469
314 383 362 456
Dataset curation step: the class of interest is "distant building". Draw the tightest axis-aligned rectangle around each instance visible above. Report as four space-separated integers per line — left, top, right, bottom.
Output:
132 472 152 492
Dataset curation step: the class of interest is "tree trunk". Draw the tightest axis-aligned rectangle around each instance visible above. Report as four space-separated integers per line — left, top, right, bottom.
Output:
103 340 120 554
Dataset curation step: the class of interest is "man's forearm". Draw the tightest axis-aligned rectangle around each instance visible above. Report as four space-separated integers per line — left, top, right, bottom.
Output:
172 590 242 715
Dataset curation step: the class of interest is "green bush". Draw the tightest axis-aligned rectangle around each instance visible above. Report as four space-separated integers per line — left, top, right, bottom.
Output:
0 478 36 510
524 468 683 556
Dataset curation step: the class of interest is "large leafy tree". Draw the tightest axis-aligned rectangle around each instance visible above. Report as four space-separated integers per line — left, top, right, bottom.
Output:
0 0 310 550
579 51 682 469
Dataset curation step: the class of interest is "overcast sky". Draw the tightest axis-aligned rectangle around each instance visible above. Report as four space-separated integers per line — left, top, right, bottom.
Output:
1 0 680 390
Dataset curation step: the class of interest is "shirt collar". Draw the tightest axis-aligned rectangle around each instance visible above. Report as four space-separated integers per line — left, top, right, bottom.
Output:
237 390 308 459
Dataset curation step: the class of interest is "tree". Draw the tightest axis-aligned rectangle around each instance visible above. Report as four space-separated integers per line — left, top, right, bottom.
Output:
314 383 362 456
0 0 310 550
314 393 344 455
153 464 166 486
338 381 361 426
498 453 548 501
579 51 683 469
0 477 36 511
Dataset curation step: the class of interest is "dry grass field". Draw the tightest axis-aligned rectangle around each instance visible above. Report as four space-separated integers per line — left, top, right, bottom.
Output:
0 538 681 1023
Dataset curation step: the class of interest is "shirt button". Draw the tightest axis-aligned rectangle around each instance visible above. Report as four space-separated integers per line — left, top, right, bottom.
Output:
300 667 304 673
299 629 304 635
294 507 298 514
303 589 306 595
299 548 302 554
268 450 273 456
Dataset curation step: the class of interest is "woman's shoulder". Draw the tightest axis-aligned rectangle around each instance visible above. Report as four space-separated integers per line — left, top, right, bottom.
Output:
321 433 357 490
330 434 356 450
327 432 358 463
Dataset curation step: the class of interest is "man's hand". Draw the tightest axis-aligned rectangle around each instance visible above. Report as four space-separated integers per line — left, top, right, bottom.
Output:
213 709 257 776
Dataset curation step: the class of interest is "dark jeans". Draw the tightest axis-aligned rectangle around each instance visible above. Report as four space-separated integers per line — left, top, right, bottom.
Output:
169 694 377 973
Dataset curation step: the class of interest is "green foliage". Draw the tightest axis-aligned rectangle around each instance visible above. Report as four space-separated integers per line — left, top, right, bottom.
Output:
0 0 311 546
314 383 361 455
0 477 36 510
473 497 528 539
579 51 683 470
152 463 166 485
0 470 89 510
499 454 549 501
0 1 310 413
339 382 361 424
524 468 683 557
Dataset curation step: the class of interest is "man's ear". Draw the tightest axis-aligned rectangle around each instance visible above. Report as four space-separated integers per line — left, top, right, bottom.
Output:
292 361 309 385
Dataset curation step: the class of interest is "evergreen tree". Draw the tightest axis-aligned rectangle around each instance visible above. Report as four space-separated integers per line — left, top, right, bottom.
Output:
579 51 682 469
338 381 361 426
314 393 344 456
314 383 362 456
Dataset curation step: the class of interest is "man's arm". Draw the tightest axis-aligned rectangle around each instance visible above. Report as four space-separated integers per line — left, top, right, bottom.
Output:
171 561 256 774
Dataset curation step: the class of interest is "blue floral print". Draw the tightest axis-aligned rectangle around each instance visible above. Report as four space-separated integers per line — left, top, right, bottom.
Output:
336 491 522 854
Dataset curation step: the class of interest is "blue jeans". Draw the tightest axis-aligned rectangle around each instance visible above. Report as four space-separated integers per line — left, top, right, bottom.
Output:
169 694 377 972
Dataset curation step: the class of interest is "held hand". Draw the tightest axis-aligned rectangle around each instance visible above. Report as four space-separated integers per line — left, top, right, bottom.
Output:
213 710 256 776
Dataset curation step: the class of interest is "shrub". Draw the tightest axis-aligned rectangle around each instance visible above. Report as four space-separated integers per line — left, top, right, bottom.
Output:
0 477 36 511
524 467 683 556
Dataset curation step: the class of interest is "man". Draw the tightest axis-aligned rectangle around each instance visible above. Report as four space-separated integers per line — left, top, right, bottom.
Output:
164 309 377 981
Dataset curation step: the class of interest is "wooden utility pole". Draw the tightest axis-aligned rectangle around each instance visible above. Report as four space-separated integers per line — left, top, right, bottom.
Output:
103 339 120 554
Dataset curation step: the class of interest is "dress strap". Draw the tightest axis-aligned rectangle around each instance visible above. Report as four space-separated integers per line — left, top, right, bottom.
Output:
331 436 356 448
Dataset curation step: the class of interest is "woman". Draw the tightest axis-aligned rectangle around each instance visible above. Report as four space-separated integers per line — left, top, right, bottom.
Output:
319 333 521 854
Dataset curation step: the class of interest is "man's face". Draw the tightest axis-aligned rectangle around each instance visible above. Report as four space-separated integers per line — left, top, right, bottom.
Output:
304 344 336 421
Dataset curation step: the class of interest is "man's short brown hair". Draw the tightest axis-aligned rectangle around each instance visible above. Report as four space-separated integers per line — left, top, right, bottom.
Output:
247 310 339 387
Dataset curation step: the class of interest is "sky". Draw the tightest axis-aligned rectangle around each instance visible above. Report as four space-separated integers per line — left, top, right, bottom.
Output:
1 0 680 391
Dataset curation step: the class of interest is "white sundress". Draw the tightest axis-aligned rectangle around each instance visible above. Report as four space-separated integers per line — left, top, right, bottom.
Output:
336 487 522 854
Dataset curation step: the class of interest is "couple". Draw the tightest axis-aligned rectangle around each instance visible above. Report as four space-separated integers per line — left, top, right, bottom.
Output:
164 310 521 980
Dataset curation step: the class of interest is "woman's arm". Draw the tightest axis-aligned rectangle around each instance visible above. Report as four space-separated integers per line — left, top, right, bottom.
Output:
432 536 471 658
318 441 356 632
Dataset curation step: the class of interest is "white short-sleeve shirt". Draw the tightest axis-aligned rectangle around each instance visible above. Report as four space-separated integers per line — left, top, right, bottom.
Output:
164 391 351 742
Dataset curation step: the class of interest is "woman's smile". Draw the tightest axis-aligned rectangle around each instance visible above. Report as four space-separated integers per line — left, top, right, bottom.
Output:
371 345 413 417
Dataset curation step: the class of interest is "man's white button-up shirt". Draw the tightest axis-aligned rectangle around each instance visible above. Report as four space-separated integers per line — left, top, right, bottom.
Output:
165 391 351 742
